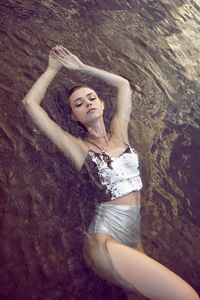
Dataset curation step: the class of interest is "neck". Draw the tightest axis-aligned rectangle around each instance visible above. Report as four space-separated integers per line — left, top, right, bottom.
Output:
86 118 107 140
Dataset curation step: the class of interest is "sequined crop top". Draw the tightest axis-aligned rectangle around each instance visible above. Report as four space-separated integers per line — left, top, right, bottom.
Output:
83 134 143 201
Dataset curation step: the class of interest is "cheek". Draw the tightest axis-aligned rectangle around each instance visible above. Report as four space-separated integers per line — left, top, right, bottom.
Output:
99 102 104 111
72 108 85 122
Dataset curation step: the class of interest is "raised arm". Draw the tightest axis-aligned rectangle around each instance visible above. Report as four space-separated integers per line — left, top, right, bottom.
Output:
22 46 87 169
56 46 132 140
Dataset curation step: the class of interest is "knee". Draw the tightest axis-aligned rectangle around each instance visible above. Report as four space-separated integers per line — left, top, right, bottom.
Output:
188 290 200 300
184 292 199 300
176 284 199 300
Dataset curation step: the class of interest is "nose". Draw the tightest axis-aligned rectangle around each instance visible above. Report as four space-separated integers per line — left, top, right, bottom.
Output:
85 100 92 107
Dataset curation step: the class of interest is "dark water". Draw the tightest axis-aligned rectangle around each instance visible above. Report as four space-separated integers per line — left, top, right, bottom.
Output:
0 0 200 299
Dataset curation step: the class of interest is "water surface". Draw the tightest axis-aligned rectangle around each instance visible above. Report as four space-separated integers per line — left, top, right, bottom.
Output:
0 0 200 299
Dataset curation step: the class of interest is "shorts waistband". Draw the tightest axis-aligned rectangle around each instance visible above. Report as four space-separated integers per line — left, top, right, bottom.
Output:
98 203 141 209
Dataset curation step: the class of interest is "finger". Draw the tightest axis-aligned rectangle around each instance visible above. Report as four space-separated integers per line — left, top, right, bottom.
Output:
55 45 63 54
50 48 55 54
50 48 55 55
55 48 66 57
59 46 73 55
51 47 67 58
56 47 66 55
57 46 69 54
50 51 57 56
57 48 72 59
53 47 61 55
57 56 70 67
56 56 66 63
50 51 60 59
59 50 70 59
50 47 59 54
51 46 58 51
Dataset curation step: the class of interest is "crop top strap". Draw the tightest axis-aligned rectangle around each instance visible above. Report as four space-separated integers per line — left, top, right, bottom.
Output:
84 132 129 151
112 132 129 147
84 139 91 150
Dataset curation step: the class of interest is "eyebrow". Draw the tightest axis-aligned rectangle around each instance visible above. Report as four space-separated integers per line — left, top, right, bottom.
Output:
74 93 94 103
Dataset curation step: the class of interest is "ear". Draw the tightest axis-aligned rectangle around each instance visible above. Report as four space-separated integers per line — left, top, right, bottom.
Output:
71 113 78 121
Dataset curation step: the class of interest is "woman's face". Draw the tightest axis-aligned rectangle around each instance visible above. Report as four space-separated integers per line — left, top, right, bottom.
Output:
69 87 104 126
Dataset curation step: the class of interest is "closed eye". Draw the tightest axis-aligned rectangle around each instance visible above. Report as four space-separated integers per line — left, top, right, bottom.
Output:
76 102 83 107
75 97 96 107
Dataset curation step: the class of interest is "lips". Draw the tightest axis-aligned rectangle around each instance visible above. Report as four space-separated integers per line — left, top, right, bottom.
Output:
87 108 96 114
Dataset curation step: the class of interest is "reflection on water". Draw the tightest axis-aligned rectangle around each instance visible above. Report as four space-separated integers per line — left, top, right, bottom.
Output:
0 0 200 299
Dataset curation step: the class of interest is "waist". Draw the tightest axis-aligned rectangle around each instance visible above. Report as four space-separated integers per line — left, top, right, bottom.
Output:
103 191 141 206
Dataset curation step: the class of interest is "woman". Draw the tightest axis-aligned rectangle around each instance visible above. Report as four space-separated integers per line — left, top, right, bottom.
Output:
22 45 199 300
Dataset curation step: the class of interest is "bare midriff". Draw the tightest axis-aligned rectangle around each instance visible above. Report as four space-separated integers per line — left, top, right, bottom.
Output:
103 191 141 206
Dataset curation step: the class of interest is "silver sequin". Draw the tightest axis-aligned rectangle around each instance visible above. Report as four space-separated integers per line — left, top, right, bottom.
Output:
88 146 142 200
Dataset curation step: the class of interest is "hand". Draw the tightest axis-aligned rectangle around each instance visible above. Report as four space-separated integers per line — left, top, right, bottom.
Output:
48 46 63 72
54 45 84 70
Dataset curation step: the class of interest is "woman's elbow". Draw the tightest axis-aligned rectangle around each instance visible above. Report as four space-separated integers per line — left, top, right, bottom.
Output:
117 79 131 94
22 96 36 110
22 96 29 108
118 78 130 88
22 96 27 106
22 96 32 110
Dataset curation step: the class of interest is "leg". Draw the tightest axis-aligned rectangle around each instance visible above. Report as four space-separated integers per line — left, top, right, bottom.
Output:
125 291 147 300
124 244 148 299
83 233 143 295
106 239 199 300
83 233 199 300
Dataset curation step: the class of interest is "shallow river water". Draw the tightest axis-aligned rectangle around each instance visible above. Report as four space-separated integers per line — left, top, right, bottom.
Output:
0 0 200 299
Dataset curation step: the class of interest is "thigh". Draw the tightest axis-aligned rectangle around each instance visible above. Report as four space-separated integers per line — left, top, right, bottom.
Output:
83 234 199 300
106 240 199 300
83 232 115 269
83 232 144 295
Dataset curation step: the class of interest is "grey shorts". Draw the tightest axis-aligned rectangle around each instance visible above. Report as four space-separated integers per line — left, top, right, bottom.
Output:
88 203 141 249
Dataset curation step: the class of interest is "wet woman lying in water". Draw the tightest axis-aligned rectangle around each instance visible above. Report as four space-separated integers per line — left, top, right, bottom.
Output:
22 45 199 300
